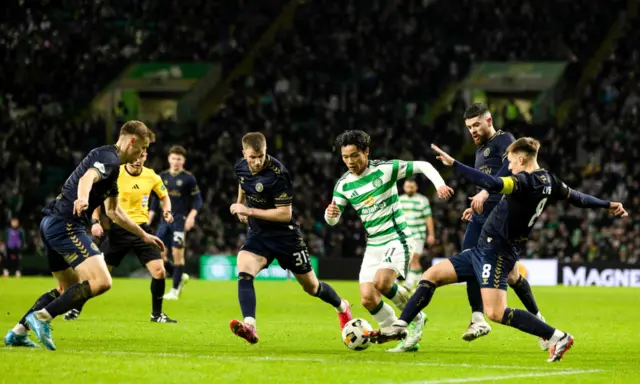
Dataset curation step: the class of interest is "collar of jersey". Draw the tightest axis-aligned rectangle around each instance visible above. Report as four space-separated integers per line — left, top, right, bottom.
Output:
124 165 143 177
477 130 503 150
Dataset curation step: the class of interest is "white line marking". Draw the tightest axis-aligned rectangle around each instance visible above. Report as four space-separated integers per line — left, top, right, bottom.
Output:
402 370 602 384
0 348 599 373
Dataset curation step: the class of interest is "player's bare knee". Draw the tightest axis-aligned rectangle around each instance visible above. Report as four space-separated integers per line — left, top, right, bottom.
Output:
360 295 378 311
302 279 319 296
372 275 394 294
147 260 166 279
485 305 505 323
507 267 520 286
89 274 112 296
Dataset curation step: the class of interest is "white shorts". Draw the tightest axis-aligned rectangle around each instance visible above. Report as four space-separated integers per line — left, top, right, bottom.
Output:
359 238 415 283
412 239 425 256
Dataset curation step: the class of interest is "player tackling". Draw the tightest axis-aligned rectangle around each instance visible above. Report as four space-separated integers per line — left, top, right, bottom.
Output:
371 138 627 362
459 103 547 347
228 132 352 344
325 130 453 352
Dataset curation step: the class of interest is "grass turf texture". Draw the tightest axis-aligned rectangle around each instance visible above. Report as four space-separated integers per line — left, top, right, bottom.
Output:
1 278 638 383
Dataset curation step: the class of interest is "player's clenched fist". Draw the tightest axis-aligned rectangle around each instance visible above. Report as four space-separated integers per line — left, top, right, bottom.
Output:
325 201 341 218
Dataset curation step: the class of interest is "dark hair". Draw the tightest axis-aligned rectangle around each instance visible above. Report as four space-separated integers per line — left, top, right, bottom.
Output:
119 120 155 141
463 103 490 120
334 130 371 152
404 177 418 184
506 137 540 158
168 145 187 157
242 132 267 151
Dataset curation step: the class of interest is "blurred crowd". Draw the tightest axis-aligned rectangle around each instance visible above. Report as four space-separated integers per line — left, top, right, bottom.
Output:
1 0 638 271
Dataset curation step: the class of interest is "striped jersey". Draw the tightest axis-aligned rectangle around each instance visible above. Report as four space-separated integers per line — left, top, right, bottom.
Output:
332 159 414 247
399 193 432 240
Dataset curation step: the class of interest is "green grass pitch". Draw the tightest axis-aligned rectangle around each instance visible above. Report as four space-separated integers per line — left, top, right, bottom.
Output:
1 277 638 383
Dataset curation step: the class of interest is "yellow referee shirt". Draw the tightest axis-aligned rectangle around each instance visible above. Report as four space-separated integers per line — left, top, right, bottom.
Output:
117 165 168 224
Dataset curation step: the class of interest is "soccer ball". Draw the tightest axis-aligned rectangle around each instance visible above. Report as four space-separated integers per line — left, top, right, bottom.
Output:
341 318 373 351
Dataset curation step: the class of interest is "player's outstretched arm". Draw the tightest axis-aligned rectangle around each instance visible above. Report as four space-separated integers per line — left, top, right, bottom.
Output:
104 197 165 251
566 190 628 216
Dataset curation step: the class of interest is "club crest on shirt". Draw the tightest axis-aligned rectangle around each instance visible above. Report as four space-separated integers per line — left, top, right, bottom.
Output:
177 179 183 187
484 148 491 157
256 183 264 192
373 178 383 188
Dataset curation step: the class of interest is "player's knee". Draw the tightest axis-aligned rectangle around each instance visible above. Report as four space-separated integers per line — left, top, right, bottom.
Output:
485 306 505 323
302 279 319 296
151 265 166 279
372 276 394 294
90 274 113 296
360 295 378 311
507 268 520 286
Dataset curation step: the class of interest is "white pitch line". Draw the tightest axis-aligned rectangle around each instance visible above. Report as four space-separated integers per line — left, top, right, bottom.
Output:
402 369 602 384
1 348 598 373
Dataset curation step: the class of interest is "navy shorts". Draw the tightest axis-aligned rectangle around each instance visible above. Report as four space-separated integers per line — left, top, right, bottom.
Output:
461 214 487 251
449 247 516 290
104 223 161 267
40 215 102 272
156 216 186 249
241 232 312 275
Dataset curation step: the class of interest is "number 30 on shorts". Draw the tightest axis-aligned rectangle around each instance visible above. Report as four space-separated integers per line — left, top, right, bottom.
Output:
293 250 309 266
482 264 492 278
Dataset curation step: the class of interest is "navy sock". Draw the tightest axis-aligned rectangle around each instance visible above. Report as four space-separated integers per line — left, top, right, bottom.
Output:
19 289 60 327
399 280 436 323
509 276 539 315
44 281 93 319
172 265 184 289
314 281 342 307
466 278 484 314
502 308 555 339
164 260 174 276
238 272 256 319
151 278 165 315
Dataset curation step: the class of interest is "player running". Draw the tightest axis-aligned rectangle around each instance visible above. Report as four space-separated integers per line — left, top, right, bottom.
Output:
151 145 202 300
399 178 435 290
228 132 352 344
64 151 177 323
324 130 453 352
4 121 164 350
371 138 628 362
459 103 547 347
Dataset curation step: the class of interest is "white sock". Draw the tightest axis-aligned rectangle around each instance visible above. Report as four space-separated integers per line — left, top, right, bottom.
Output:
471 311 485 324
405 270 422 289
388 284 409 310
244 317 256 328
335 300 347 313
536 312 544 320
37 309 52 322
394 320 409 327
370 301 397 327
12 323 27 336
549 329 565 343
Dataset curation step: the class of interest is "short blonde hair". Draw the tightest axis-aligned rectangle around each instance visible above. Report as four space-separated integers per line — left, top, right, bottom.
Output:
506 137 540 159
